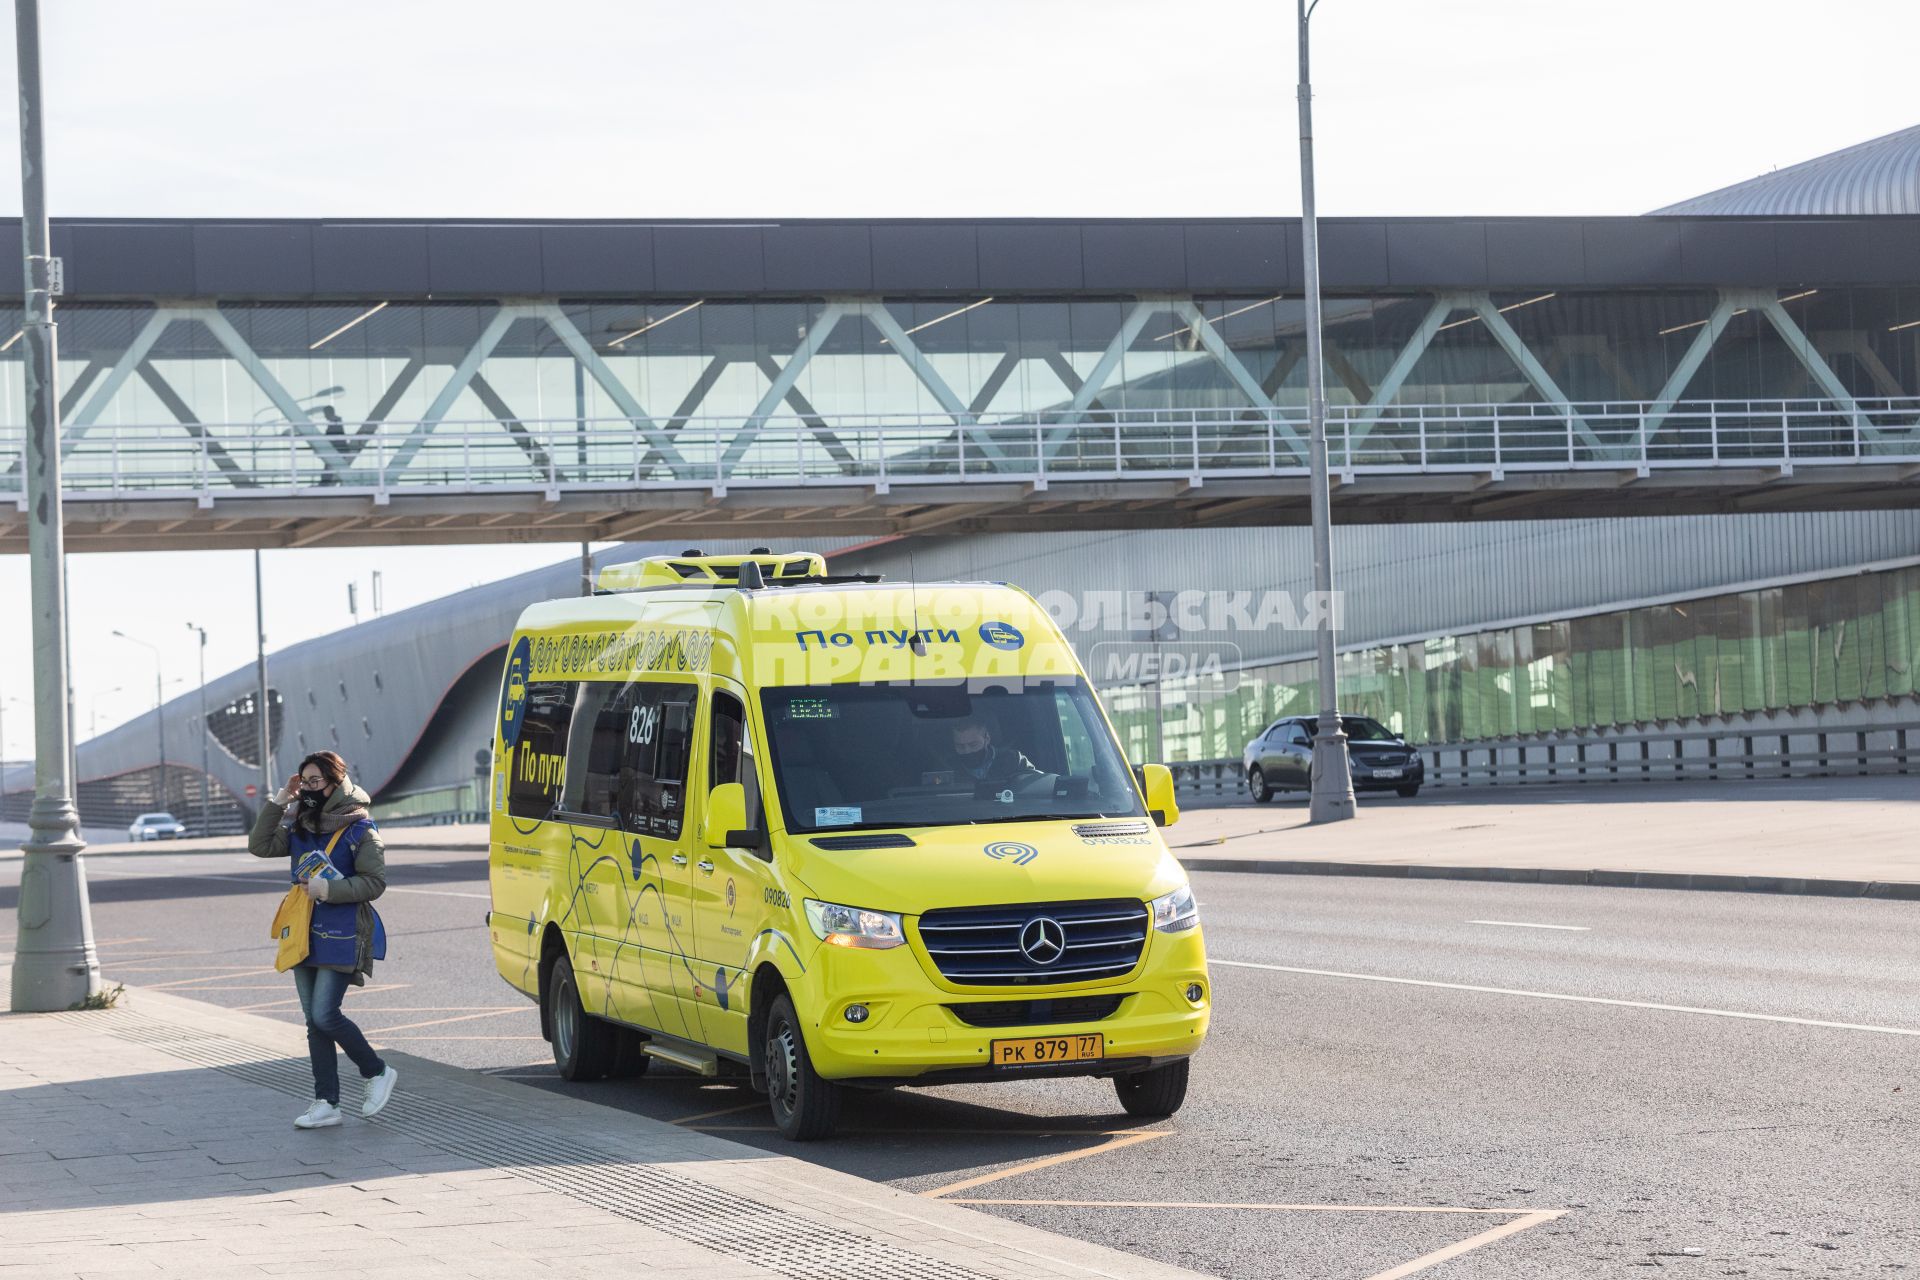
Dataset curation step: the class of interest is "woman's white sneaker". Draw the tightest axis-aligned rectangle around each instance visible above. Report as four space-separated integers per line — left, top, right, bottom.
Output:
293 1100 342 1129
361 1066 399 1118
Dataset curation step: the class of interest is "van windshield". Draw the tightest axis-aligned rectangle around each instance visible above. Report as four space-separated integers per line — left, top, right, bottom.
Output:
760 680 1146 833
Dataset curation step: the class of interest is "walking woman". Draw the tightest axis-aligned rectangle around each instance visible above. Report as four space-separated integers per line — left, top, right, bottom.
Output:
249 750 399 1129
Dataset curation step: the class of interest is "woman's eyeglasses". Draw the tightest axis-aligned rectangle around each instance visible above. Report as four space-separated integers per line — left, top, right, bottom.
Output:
298 777 327 790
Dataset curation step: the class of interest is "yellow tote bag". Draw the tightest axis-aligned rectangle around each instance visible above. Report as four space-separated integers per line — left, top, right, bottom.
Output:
269 828 345 972
270 886 312 972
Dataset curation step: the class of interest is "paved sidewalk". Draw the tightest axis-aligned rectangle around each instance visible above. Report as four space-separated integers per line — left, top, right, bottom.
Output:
1172 775 1920 896
0 985 1201 1280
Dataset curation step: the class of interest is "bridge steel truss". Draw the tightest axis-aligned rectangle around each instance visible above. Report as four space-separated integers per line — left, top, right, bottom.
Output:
3 288 1917 551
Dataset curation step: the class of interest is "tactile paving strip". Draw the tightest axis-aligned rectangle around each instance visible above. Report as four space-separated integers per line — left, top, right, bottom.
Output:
75 1011 992 1280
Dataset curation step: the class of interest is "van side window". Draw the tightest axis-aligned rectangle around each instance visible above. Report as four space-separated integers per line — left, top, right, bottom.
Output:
507 682 575 820
564 681 698 837
709 691 762 825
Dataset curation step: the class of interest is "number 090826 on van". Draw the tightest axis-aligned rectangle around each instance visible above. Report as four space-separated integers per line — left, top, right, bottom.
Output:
485 550 1209 1140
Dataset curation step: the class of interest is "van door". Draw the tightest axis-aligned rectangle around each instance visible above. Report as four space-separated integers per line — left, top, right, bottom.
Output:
492 677 576 995
687 682 771 1057
556 677 704 1044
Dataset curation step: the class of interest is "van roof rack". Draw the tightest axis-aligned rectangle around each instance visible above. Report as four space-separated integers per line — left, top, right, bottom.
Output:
594 550 882 593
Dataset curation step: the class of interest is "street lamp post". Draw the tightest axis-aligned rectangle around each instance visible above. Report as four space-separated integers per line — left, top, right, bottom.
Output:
254 550 273 806
1298 0 1357 824
11 0 102 1011
186 623 210 837
111 630 167 816
86 686 122 738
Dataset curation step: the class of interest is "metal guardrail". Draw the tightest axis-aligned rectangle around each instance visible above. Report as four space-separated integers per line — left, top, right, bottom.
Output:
1172 720 1920 798
4 397 1917 501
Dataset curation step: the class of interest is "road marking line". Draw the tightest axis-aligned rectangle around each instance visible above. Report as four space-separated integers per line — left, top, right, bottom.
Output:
142 968 280 988
1360 1209 1565 1280
1214 959 1920 1036
384 886 492 900
673 1101 766 1126
1468 920 1590 931
86 866 491 900
373 1035 547 1041
920 1130 1171 1199
366 1009 534 1035
691 1123 1158 1137
110 967 274 975
947 1199 1554 1214
328 1006 531 1014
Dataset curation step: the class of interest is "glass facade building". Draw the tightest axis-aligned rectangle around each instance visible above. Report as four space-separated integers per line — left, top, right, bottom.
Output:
1108 561 1920 762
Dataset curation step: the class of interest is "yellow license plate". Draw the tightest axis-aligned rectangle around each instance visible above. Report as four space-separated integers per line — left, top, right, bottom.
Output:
990 1034 1105 1066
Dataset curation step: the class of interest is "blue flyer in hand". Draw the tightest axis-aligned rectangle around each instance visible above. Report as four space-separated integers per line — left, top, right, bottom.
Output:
294 849 344 883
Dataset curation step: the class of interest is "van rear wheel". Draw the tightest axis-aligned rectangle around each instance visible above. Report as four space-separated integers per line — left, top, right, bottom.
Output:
763 993 841 1141
546 954 618 1082
1114 1059 1190 1118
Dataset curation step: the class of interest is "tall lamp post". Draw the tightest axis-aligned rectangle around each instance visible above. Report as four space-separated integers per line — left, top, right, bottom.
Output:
110 630 167 815
254 550 273 806
12 0 101 1011
185 623 210 836
1298 0 1357 823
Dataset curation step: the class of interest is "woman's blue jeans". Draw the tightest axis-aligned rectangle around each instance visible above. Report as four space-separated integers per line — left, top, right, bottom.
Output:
291 965 385 1106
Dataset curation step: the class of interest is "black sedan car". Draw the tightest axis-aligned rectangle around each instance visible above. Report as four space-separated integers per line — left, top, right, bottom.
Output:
1242 714 1424 802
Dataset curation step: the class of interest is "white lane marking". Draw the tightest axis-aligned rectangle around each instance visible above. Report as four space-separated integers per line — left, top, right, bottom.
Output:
1360 1209 1565 1280
1213 958 1920 1037
87 867 491 900
1468 919 1590 931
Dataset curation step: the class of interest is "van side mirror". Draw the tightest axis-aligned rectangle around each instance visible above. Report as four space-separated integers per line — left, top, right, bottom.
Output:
705 781 765 851
1141 763 1179 828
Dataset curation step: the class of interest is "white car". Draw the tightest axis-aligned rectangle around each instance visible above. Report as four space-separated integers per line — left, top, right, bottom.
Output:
127 812 187 842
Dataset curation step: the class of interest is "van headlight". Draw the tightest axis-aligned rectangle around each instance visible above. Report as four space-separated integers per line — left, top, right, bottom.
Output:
804 899 906 950
1149 884 1199 933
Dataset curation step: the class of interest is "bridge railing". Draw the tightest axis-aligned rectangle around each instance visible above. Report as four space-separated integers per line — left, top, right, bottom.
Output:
3 398 1917 497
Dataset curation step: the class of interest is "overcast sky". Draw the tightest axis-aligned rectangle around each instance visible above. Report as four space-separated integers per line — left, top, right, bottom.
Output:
0 0 1916 758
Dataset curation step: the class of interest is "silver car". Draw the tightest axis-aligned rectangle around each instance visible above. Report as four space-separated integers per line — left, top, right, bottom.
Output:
1242 715 1424 802
127 811 188 841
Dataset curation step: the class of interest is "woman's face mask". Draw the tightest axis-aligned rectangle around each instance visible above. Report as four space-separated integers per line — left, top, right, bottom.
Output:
298 777 329 811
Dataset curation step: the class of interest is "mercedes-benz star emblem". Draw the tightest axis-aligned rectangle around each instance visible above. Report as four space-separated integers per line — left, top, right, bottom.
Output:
1019 917 1066 965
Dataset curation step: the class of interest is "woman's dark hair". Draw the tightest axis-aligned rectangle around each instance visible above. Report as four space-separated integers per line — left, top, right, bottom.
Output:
299 750 348 788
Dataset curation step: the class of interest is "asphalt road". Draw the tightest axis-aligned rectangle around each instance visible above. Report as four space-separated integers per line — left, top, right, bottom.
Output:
2 845 1915 1279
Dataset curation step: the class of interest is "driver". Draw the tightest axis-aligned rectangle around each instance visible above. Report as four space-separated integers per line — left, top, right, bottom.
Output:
943 717 1041 785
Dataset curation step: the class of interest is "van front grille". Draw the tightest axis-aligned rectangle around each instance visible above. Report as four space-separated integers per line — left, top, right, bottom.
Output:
915 899 1148 986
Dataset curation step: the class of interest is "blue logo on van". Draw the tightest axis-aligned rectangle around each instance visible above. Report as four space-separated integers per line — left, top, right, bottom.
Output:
984 840 1039 866
979 621 1025 650
500 636 532 749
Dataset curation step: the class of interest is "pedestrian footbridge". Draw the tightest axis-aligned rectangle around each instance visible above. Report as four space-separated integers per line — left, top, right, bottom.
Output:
8 216 1920 550
4 399 1916 551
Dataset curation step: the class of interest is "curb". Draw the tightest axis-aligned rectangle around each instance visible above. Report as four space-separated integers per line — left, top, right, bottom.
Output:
1177 856 1920 900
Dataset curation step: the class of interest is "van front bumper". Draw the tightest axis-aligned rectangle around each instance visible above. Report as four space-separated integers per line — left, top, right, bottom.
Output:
796 930 1210 1081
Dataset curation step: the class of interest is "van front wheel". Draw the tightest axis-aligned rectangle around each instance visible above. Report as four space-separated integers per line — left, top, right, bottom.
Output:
1114 1059 1190 1118
764 993 841 1141
547 954 617 1082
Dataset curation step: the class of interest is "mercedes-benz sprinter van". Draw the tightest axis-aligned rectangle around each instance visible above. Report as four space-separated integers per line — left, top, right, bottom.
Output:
486 550 1208 1139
